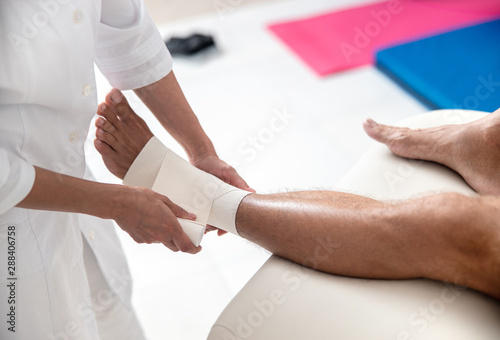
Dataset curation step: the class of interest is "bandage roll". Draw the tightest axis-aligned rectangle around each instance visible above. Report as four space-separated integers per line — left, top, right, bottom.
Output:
177 218 206 247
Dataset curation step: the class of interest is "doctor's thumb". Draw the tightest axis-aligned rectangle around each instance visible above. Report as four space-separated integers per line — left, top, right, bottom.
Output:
161 196 197 221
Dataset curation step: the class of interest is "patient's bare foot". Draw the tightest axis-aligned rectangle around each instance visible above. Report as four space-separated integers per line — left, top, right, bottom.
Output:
94 89 154 179
363 111 500 195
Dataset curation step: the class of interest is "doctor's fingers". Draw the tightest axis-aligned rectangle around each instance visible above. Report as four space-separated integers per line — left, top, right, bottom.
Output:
127 231 152 245
126 217 199 254
160 196 197 221
159 199 201 253
161 239 180 253
173 237 201 254
157 214 201 254
128 229 175 248
225 167 255 193
169 221 202 254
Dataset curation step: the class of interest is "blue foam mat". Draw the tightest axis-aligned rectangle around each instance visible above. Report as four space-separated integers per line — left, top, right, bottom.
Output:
376 19 500 112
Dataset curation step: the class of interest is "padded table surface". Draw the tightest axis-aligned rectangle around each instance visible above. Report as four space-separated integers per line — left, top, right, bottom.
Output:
208 110 500 340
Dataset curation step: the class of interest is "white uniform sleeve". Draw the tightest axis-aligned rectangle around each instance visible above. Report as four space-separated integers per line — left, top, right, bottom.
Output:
0 149 36 215
95 0 173 90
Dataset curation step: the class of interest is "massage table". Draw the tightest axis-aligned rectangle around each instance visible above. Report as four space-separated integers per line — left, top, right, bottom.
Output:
208 110 500 340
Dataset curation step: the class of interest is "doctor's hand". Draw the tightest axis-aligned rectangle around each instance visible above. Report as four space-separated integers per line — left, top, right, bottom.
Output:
113 186 201 254
191 155 255 237
191 155 256 193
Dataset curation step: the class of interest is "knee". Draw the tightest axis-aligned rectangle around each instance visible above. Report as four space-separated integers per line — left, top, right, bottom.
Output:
473 196 500 286
437 193 499 270
453 194 500 298
407 192 500 296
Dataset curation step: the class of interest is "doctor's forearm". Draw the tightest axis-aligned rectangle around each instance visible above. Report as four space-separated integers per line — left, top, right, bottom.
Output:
134 71 217 162
16 167 199 252
16 166 127 220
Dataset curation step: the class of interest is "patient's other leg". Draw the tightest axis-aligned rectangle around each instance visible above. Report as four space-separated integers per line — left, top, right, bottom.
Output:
363 109 500 195
236 192 500 300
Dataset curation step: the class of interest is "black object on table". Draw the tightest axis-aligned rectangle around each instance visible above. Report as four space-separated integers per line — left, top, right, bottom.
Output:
165 33 216 56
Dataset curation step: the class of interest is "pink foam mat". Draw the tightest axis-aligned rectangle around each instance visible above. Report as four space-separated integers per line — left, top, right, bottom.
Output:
268 0 500 76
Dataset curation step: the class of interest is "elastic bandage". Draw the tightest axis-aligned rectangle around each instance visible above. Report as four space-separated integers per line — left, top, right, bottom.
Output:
123 137 251 246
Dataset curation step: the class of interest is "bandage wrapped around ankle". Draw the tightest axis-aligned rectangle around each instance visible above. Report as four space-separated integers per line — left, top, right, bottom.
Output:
123 137 251 246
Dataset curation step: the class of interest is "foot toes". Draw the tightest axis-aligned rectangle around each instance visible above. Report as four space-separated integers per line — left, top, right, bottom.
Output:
105 89 132 118
363 118 432 159
363 119 386 143
94 138 114 157
95 117 116 134
97 88 154 177
96 128 117 149
363 119 408 145
97 103 120 127
103 88 154 143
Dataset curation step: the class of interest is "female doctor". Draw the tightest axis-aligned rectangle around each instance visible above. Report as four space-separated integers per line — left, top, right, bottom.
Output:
0 0 252 338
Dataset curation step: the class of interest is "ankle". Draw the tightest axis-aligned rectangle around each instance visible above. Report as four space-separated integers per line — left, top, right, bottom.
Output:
482 118 500 150
436 124 465 168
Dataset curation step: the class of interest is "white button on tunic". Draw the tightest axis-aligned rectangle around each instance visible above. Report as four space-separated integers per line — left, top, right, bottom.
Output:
82 84 92 97
0 0 173 338
73 9 84 24
69 131 80 144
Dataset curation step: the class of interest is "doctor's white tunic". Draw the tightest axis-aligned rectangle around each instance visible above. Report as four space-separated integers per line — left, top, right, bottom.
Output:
0 0 172 338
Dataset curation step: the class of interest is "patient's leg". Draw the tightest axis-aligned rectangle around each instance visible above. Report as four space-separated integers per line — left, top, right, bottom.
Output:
95 89 250 235
237 192 500 300
95 90 500 300
363 109 500 195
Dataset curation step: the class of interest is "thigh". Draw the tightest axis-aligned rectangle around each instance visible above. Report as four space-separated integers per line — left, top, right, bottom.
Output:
82 238 146 340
